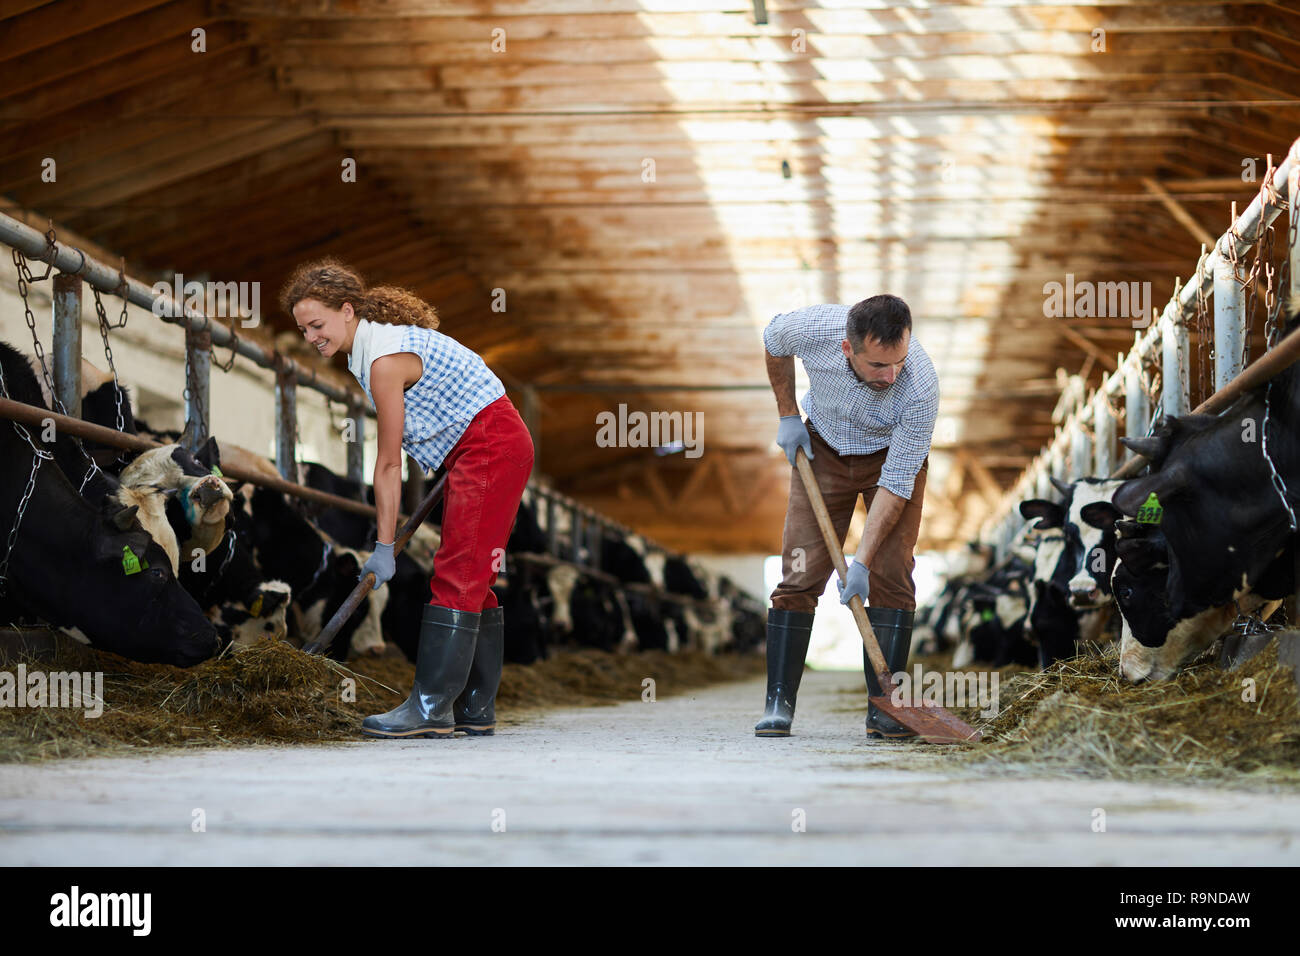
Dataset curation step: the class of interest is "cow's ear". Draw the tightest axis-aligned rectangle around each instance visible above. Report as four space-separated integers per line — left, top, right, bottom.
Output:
1112 465 1186 516
1048 475 1073 496
109 503 139 531
1019 498 1065 529
195 436 221 470
1080 500 1123 531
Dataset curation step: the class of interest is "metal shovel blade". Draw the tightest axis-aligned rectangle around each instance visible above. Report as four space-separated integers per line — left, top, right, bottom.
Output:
867 694 983 744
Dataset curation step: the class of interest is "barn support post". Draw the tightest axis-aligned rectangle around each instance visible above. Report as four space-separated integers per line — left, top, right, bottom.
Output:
51 273 82 420
274 362 297 483
545 490 559 557
1124 354 1151 458
1213 257 1245 391
1161 312 1190 418
346 399 365 493
590 517 604 570
571 505 584 565
182 327 211 453
1093 394 1115 476
1069 421 1092 480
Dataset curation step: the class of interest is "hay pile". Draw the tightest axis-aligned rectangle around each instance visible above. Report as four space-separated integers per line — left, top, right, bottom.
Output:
0 635 763 763
964 640 1300 784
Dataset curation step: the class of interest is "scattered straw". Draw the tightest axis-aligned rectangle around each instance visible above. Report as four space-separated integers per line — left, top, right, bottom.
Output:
0 635 763 764
956 640 1300 786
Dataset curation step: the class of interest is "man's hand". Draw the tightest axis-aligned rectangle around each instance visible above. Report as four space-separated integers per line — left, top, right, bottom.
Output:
837 559 870 607
776 415 814 466
360 541 396 588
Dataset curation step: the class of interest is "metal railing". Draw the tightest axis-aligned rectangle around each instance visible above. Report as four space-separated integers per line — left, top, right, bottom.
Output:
0 210 755 607
979 137 1300 557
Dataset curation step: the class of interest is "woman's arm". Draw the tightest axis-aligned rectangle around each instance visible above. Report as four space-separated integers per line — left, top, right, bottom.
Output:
369 355 409 546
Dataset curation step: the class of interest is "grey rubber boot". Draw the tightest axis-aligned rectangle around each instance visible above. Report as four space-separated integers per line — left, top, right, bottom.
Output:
754 609 815 737
864 607 917 739
454 605 504 735
362 605 479 739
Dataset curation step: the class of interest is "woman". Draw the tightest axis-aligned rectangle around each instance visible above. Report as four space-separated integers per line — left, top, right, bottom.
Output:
280 259 534 739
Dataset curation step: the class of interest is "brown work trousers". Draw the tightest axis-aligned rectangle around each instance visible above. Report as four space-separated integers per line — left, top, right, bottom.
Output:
769 426 928 614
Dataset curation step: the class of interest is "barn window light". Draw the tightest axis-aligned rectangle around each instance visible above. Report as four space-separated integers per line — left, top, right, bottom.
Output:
655 441 685 456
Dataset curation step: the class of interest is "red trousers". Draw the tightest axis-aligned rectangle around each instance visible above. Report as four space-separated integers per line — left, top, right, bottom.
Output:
427 395 534 612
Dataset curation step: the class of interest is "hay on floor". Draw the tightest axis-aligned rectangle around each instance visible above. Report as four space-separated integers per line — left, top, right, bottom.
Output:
963 639 1300 784
0 635 763 764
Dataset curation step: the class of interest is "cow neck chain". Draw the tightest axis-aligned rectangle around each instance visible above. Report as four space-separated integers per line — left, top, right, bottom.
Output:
1261 378 1298 533
11 247 107 495
91 285 128 459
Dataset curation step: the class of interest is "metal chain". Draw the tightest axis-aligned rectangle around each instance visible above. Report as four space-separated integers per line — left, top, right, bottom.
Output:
0 450 45 598
0 316 53 596
91 288 126 434
1261 378 1297 533
12 249 107 493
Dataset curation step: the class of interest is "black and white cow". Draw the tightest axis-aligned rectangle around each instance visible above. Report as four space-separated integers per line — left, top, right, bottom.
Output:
246 486 380 662
0 342 218 666
1076 298 1300 680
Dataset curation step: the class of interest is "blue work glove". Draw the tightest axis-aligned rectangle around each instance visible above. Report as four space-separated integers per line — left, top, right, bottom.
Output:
837 559 870 607
776 414 814 466
360 541 395 588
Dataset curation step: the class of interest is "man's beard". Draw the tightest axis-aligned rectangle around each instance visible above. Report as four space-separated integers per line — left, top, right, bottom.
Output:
847 354 891 390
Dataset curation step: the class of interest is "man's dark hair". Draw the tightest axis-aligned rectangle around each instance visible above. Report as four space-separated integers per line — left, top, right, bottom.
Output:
846 294 912 350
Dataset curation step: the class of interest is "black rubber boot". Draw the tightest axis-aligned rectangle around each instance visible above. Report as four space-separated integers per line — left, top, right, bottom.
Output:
362 605 479 739
754 609 815 737
864 607 917 739
454 605 503 735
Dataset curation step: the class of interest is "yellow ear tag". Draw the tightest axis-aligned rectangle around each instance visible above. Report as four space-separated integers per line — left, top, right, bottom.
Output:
249 594 264 617
1136 492 1163 525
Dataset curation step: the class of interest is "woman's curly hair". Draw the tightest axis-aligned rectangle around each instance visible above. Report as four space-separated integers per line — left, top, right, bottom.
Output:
279 257 439 330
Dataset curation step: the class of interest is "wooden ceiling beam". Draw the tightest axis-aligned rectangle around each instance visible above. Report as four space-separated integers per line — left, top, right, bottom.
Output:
0 0 220 98
289 76 1264 112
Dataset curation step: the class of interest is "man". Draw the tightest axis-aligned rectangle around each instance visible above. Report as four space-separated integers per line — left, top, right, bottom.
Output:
757 294 939 738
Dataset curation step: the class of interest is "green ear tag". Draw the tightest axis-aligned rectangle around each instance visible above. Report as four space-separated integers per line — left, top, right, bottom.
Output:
1136 492 1163 525
980 608 994 622
122 545 142 575
210 464 223 478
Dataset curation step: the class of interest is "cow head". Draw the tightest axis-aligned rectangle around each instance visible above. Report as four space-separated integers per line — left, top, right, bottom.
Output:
1065 478 1126 607
70 497 219 666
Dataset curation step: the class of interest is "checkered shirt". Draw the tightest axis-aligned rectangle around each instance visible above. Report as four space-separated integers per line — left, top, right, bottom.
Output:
348 319 505 473
763 303 939 500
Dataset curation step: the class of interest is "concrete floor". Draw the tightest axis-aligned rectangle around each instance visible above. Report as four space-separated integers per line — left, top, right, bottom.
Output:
2 671 1299 865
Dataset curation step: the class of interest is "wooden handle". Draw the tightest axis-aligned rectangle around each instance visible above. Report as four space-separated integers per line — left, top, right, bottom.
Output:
793 449 892 682
302 473 448 656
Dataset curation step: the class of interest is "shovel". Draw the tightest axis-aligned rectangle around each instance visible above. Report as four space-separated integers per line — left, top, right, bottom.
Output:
794 448 981 744
301 474 447 656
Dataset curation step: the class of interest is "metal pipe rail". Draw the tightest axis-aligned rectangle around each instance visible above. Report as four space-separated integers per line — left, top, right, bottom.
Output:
980 136 1300 555
0 394 379 520
1 211 729 593
0 211 367 409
